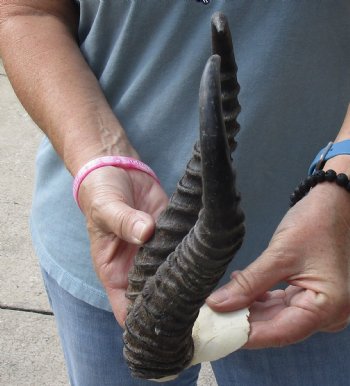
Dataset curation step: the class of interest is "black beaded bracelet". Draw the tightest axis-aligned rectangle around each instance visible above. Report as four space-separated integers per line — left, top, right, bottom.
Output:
290 169 350 207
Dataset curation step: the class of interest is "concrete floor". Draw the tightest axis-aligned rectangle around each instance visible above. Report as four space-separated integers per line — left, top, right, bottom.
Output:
0 59 218 385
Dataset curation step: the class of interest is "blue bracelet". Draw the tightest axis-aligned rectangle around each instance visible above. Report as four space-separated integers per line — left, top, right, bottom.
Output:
308 140 350 175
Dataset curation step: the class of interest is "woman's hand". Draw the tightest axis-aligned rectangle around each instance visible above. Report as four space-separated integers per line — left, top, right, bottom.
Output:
207 183 350 348
78 166 168 326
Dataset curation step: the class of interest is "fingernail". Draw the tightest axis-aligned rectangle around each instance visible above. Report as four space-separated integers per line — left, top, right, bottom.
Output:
132 221 147 243
208 288 229 304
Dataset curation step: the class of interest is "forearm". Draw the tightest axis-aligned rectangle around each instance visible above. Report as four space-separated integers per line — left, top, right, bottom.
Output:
0 2 137 175
325 104 350 174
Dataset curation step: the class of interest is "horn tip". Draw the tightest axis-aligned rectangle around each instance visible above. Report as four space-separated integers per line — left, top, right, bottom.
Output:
211 12 229 34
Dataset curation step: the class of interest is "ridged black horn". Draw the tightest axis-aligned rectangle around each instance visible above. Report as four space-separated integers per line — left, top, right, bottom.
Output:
123 54 245 380
125 12 240 306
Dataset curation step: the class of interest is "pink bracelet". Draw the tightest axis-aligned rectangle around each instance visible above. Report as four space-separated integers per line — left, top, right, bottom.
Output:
72 156 160 208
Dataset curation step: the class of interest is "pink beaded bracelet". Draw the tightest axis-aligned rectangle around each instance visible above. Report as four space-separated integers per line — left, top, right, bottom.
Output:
72 156 160 208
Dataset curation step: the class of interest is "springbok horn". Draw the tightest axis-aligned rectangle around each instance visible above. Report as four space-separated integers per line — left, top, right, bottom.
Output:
125 12 240 306
123 54 245 380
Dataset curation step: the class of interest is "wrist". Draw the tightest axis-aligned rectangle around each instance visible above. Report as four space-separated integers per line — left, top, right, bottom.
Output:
73 155 160 209
77 166 126 215
63 119 139 176
66 142 139 177
324 155 350 176
291 106 350 207
309 140 350 176
308 181 350 218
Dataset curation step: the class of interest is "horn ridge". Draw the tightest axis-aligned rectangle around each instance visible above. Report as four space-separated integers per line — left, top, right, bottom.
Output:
211 11 241 149
199 55 239 220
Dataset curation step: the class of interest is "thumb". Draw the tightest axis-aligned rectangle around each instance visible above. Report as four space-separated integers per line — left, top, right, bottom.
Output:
96 199 156 245
207 251 286 311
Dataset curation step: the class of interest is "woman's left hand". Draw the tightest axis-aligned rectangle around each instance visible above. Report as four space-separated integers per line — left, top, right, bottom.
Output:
207 182 350 348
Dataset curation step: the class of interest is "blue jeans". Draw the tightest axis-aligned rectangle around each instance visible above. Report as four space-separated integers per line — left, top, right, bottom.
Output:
42 268 350 386
212 320 350 386
41 268 200 386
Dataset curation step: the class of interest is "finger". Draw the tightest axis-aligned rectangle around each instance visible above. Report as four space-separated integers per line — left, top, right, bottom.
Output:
247 288 305 323
256 289 286 302
91 235 138 287
207 251 290 311
320 320 349 333
249 294 288 322
241 287 286 303
246 288 328 348
106 287 130 328
245 305 320 349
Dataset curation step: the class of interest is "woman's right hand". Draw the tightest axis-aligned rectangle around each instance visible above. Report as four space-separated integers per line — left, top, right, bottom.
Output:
78 166 168 327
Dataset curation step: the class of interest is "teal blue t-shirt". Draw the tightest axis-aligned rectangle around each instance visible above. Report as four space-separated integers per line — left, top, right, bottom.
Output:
31 0 350 311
